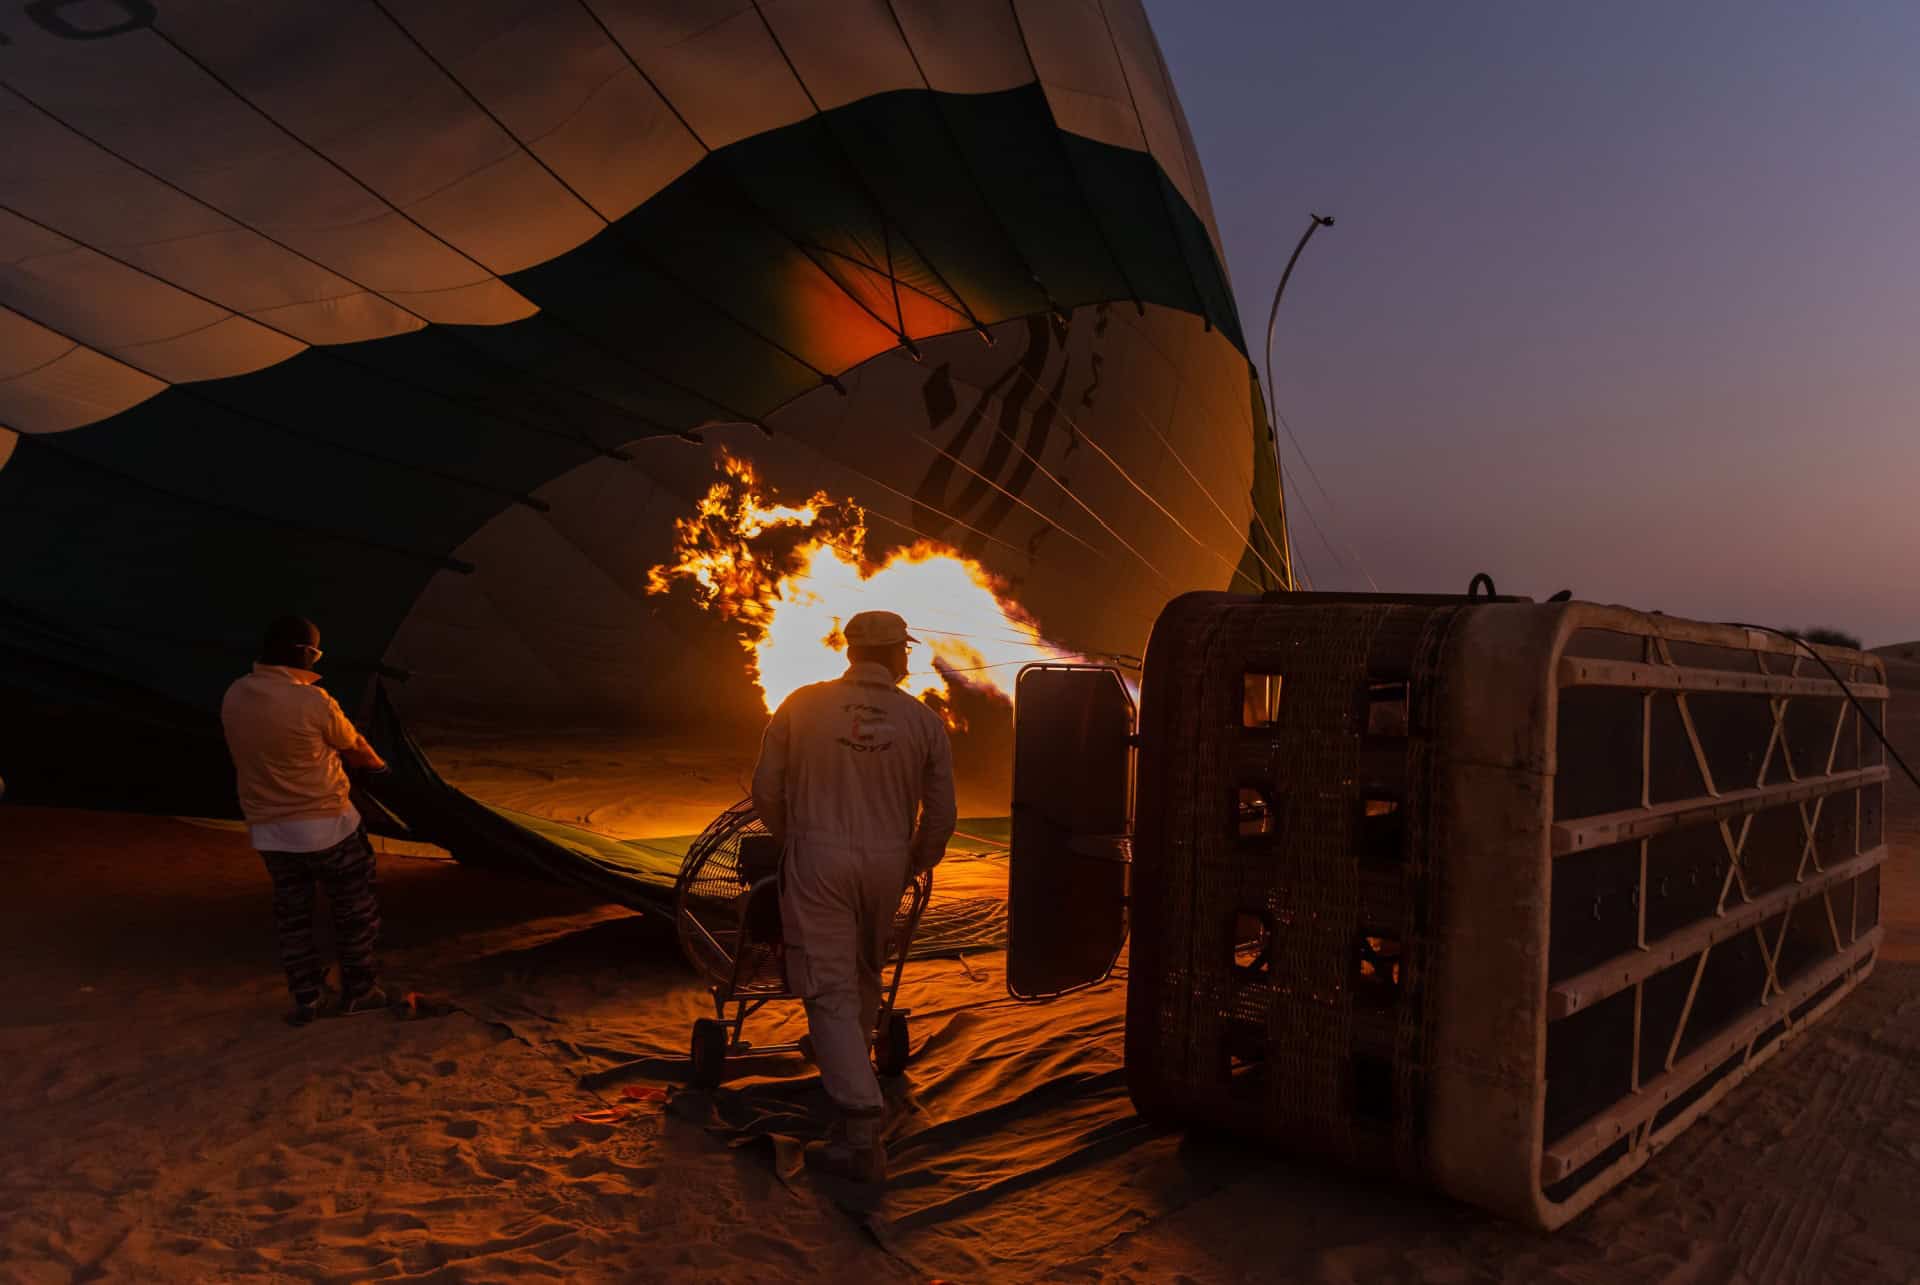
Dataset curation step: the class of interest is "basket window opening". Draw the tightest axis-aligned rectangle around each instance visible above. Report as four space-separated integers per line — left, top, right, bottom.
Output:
1244 672 1284 728
1365 681 1410 739
1237 785 1275 837
1354 933 1404 1010
1351 1052 1395 1121
1224 1029 1268 1093
1231 909 1272 979
1357 794 1405 862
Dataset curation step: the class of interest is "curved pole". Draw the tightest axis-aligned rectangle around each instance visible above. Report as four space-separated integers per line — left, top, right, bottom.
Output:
1263 212 1334 590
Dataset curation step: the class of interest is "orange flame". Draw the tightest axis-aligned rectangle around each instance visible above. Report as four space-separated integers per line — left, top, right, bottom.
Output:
648 452 1080 720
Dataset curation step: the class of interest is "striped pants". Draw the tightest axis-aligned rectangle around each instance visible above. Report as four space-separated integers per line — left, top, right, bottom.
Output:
259 829 380 1004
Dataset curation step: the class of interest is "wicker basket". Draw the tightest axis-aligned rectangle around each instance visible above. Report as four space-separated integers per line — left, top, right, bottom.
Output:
1125 592 1888 1228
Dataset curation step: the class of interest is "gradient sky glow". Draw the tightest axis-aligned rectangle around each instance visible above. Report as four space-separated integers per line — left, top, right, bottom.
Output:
1149 1 1920 645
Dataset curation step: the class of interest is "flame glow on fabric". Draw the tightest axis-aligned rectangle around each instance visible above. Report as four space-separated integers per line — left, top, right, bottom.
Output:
0 0 1286 831
648 453 1083 727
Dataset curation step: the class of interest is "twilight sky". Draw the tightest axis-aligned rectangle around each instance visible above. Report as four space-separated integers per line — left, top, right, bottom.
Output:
1148 1 1920 645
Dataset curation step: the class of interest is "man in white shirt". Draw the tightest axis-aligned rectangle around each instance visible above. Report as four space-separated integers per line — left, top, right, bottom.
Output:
220 616 388 1025
751 610 956 1183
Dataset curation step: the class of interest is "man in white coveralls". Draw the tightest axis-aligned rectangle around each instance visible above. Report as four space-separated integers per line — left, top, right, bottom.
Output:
750 609 956 1183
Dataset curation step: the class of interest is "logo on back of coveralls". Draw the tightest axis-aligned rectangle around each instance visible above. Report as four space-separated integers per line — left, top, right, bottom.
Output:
838 701 897 754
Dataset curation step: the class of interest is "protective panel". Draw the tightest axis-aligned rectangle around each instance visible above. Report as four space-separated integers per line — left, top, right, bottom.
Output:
1007 662 1134 999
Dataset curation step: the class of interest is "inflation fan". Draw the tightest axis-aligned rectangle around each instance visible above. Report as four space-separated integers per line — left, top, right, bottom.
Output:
673 798 931 1089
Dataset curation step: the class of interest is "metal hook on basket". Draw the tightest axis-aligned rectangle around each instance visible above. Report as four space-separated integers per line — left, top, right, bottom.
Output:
1467 572 1497 601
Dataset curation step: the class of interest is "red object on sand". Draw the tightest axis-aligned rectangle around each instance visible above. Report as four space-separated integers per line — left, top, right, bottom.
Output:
571 1088 667 1125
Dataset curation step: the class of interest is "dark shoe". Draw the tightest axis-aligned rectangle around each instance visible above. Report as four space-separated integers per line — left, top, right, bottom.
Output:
337 985 390 1016
285 997 322 1027
803 1137 887 1184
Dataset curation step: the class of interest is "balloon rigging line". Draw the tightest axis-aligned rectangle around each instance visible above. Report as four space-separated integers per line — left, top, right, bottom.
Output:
1086 303 1293 585
877 0 1062 320
969 315 1289 586
1002 0 1146 316
936 410 1176 590
14 18 1291 615
0 86 671 462
946 360 1273 592
911 655 1137 679
13 147 676 476
899 624 1105 653
17 26 1264 596
748 0 989 343
17 433 472 574
702 417 1051 565
141 25 520 298
367 0 847 392
1109 378 1292 590
912 434 1119 567
1273 459 1350 590
8 178 659 467
1271 421 1366 591
743 433 1041 565
569 0 936 355
759 569 1114 660
1009 375 1262 589
1091 0 1219 330
182 388 549 512
0 305 480 571
987 363 1279 592
1274 407 1377 591
144 20 789 435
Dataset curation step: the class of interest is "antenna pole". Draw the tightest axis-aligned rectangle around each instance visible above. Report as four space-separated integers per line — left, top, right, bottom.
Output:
1263 212 1334 591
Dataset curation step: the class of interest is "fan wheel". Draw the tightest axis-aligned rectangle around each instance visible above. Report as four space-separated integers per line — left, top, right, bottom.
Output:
690 1018 728 1089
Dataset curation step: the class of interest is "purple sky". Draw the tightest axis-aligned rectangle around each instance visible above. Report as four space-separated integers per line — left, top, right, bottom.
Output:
1149 1 1920 645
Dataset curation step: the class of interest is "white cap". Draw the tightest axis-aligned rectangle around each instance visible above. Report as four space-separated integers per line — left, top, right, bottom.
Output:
843 610 917 647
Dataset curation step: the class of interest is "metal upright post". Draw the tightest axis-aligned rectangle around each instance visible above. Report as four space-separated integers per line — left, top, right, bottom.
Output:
1263 213 1334 591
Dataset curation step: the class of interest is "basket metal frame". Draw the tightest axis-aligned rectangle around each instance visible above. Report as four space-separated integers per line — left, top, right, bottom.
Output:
1122 594 1889 1229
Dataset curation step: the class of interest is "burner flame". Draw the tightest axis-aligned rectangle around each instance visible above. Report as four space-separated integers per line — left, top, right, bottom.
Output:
648 452 1079 721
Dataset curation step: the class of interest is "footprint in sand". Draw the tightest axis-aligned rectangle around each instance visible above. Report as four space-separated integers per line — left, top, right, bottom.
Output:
564 1153 607 1179
547 1119 617 1145
477 1154 534 1182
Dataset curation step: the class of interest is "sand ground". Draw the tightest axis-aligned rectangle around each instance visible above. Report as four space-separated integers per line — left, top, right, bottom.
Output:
3 679 1919 1282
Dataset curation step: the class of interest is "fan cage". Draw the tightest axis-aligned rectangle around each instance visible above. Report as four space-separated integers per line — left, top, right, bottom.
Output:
674 799 929 996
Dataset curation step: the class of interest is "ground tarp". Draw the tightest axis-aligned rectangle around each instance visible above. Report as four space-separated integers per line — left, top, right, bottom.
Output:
359 683 1011 957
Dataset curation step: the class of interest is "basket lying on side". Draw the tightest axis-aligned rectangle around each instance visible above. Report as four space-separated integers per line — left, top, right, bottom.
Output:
1126 593 1888 1229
